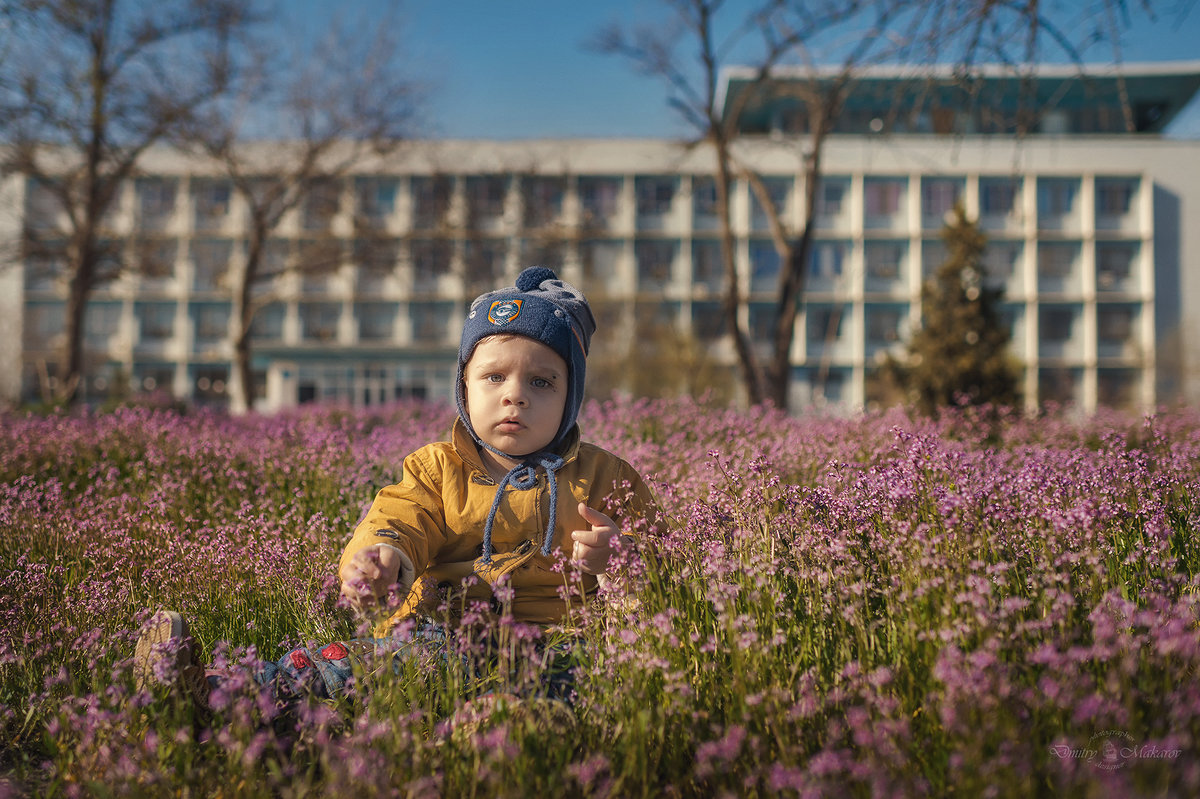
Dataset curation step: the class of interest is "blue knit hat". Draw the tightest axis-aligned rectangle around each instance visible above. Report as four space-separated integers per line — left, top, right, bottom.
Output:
456 266 596 455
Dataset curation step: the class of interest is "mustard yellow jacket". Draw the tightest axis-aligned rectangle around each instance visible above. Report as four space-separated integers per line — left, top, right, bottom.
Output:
339 418 660 632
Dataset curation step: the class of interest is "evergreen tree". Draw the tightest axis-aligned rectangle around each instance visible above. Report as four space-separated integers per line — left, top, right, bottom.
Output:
887 204 1022 415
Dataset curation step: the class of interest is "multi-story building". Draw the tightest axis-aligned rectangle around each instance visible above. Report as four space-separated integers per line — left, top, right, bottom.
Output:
4 61 1200 413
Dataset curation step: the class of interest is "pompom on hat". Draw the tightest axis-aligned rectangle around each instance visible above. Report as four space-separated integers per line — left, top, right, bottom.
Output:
456 266 596 455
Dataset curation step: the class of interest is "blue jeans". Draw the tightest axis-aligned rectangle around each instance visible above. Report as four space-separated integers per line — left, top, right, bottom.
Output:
227 621 578 710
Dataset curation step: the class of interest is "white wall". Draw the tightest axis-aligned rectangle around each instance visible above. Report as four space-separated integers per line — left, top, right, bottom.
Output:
0 174 24 407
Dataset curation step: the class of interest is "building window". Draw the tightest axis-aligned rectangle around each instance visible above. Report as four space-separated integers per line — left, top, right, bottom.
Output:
1096 242 1137 291
1037 242 1080 293
580 239 622 285
93 240 123 291
249 303 285 342
465 175 509 222
190 302 231 349
799 366 848 406
1095 178 1136 217
411 302 452 343
1038 305 1077 344
810 240 848 279
980 178 1020 218
693 176 719 230
634 301 680 341
262 238 291 278
589 301 624 343
302 179 341 232
522 177 564 228
24 240 69 291
635 176 676 219
749 303 776 344
296 238 343 291
84 302 122 350
579 176 622 227
998 303 1025 351
982 240 1022 286
191 239 232 292
135 302 176 342
1037 178 1079 229
1097 304 1137 356
922 178 963 225
865 241 906 284
191 364 229 405
355 302 397 342
1040 308 1073 340
24 302 65 348
135 238 178 285
191 179 232 232
463 238 507 295
691 301 726 342
354 177 398 223
353 238 399 296
411 239 451 292
1038 367 1079 406
806 304 847 354
1097 368 1139 409
817 178 850 219
865 304 905 347
133 363 175 393
411 176 452 229
692 239 723 292
299 302 341 342
864 177 907 223
136 178 177 231
750 240 781 292
750 177 791 231
635 239 676 290
519 238 565 273
26 179 62 231
295 364 451 407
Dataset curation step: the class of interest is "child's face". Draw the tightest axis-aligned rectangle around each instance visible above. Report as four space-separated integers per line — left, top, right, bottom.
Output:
463 335 568 459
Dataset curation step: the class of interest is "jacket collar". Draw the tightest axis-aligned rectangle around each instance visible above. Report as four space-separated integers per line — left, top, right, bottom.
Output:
450 416 581 475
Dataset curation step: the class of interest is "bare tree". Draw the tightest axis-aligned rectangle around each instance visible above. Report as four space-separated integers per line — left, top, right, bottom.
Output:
1 0 260 405
179 10 422 412
595 0 1167 410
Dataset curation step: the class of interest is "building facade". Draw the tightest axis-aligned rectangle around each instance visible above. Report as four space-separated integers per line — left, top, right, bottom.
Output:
4 64 1200 414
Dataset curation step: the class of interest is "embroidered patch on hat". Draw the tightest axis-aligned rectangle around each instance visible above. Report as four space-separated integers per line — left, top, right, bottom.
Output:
321 642 349 661
488 299 522 325
290 651 311 670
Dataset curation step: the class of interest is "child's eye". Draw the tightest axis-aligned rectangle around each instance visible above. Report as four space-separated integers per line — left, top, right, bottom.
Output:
485 374 504 383
531 377 552 389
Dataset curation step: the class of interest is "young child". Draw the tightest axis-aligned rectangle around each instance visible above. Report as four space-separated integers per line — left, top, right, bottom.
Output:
135 266 660 712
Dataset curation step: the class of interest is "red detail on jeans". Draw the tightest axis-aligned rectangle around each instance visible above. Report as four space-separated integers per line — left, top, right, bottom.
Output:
321 642 349 661
290 651 311 670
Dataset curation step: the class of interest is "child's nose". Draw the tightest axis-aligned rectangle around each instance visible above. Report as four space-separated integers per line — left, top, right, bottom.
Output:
504 386 528 406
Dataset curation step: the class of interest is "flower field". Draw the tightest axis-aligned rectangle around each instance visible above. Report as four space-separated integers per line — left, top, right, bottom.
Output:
1 396 1198 797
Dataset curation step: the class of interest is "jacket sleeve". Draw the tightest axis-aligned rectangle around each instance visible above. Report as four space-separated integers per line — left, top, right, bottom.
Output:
338 446 450 590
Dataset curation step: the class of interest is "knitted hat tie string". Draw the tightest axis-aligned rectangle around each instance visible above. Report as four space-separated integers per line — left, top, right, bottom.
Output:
480 452 566 563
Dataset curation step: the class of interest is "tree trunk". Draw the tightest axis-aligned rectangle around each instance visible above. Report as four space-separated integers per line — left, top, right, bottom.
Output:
58 229 98 405
233 321 253 415
766 134 824 410
59 257 89 404
714 134 766 405
230 232 262 414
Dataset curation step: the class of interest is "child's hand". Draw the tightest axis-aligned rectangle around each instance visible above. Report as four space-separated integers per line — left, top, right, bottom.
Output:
571 502 623 575
338 546 404 614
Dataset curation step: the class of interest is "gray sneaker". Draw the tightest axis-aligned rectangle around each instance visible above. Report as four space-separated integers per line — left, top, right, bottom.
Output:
134 610 210 710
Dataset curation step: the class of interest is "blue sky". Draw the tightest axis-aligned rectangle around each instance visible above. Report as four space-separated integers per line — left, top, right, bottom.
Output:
295 0 1200 139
